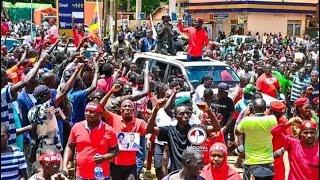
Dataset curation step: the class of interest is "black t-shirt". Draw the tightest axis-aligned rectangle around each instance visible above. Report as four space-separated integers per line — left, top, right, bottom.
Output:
158 124 206 171
212 97 234 126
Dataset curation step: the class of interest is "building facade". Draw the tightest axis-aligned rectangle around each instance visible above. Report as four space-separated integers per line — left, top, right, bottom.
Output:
177 0 318 39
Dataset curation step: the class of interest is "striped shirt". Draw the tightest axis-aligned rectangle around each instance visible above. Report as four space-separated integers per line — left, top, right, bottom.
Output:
290 76 310 102
1 146 27 180
1 85 17 145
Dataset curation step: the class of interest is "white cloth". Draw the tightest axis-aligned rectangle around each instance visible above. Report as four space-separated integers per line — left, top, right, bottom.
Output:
192 84 205 105
47 25 59 38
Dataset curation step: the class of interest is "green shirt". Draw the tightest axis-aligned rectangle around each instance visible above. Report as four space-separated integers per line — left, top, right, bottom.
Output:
272 71 292 95
238 114 277 165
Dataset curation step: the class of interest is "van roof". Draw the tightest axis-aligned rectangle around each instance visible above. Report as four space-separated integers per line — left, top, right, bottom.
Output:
139 52 228 67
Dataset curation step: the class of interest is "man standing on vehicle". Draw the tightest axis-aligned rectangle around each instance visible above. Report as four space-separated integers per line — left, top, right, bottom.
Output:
177 17 209 61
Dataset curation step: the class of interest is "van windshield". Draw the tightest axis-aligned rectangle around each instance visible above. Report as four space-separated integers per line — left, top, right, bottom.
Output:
186 66 240 88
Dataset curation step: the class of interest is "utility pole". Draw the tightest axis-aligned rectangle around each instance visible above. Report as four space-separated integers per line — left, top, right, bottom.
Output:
135 0 142 28
127 0 130 12
110 0 115 42
113 0 118 42
103 0 110 37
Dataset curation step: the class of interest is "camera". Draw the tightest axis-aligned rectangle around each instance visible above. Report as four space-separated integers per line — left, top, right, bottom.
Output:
233 145 244 155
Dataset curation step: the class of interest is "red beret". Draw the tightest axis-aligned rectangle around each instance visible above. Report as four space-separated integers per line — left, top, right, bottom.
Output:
270 101 286 113
196 17 204 23
294 98 309 107
299 120 318 131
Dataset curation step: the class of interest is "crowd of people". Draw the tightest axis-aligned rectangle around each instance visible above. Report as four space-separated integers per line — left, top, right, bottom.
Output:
1 12 319 180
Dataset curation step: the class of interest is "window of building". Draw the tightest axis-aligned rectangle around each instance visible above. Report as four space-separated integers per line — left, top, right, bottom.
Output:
287 20 301 37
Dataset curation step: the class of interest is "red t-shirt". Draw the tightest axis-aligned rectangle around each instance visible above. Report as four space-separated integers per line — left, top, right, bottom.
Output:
177 23 209 57
73 27 84 47
256 73 280 97
96 77 114 94
1 22 9 36
201 131 225 165
108 112 147 166
69 121 118 178
272 124 319 180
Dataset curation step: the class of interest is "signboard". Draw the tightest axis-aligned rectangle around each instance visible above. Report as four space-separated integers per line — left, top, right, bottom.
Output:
214 13 229 21
139 12 145 20
171 12 177 22
58 0 84 36
183 13 192 27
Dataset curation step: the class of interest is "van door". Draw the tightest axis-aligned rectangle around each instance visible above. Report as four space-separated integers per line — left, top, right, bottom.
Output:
148 59 169 82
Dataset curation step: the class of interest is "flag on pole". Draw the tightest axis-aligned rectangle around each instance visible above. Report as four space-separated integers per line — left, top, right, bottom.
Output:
89 0 101 36
149 14 157 40
88 0 102 46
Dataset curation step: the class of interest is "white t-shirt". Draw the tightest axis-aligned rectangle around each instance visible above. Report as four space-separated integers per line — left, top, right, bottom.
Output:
48 25 59 38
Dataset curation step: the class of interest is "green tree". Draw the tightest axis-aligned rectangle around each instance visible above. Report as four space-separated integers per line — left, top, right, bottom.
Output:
129 0 168 15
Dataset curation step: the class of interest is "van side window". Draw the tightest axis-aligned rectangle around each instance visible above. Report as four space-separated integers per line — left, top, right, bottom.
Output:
150 60 168 82
236 37 242 45
169 65 190 91
136 58 146 70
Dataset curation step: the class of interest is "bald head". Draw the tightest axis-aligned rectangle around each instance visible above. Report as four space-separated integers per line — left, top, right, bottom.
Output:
253 98 266 113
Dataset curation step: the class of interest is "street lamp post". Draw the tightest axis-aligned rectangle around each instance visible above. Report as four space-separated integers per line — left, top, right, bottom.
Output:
30 0 33 37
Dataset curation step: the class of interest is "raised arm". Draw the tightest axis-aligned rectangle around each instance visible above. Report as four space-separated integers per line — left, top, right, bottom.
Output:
119 68 149 102
47 39 60 54
84 58 99 95
197 102 220 132
99 84 122 107
54 64 84 106
63 38 72 54
271 117 300 150
146 98 167 134
177 19 190 33
10 53 46 96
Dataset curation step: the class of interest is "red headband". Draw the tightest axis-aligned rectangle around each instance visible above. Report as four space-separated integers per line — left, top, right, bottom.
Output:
85 103 103 113
210 142 227 155
39 153 61 163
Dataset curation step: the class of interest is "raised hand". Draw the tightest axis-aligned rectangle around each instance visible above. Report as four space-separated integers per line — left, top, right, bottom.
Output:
197 102 210 112
111 84 122 93
156 98 167 109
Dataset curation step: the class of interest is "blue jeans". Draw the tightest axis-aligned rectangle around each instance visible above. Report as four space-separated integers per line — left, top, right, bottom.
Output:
187 55 202 61
136 136 146 175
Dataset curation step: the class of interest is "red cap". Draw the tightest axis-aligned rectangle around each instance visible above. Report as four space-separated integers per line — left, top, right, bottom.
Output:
294 98 309 107
196 17 204 23
270 101 286 113
299 120 318 131
85 103 103 113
